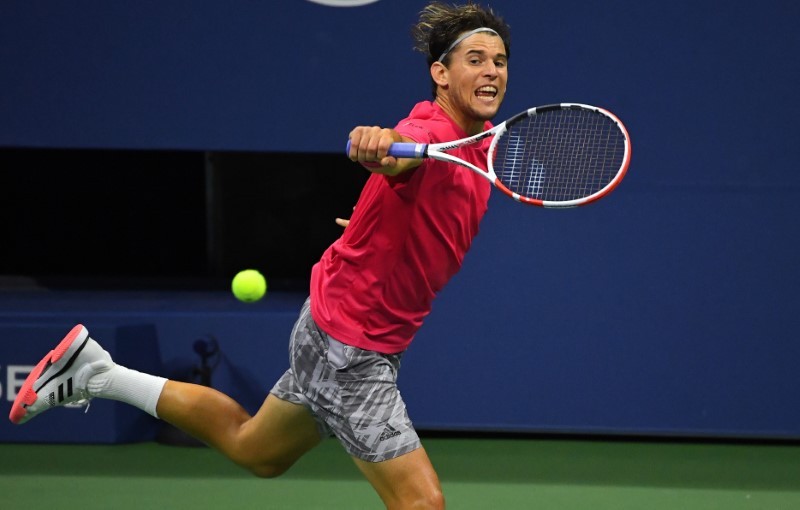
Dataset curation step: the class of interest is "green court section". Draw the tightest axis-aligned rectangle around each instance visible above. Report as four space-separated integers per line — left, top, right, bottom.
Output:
1 438 798 509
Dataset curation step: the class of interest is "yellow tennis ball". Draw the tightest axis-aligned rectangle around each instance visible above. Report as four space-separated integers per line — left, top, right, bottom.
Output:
231 269 267 302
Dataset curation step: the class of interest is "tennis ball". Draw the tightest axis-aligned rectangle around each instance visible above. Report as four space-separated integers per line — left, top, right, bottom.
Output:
231 269 267 302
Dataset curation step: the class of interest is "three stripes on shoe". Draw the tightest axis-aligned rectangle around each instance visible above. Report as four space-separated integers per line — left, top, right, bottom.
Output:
47 377 75 407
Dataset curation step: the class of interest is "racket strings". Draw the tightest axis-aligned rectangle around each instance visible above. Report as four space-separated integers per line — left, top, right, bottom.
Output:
494 109 626 201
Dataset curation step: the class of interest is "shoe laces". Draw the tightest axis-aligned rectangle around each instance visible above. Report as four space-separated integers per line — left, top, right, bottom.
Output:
63 392 93 413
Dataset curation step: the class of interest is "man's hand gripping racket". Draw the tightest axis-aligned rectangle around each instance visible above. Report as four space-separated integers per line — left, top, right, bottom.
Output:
347 103 631 208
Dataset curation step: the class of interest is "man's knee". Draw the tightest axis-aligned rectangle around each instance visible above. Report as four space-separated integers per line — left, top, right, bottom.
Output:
383 482 445 510
413 488 445 510
230 446 295 479
245 460 292 479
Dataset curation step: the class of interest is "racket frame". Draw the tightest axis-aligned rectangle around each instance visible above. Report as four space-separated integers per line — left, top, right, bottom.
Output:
388 103 631 208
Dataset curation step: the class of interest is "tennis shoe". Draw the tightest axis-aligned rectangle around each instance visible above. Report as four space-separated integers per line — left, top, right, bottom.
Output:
9 324 113 425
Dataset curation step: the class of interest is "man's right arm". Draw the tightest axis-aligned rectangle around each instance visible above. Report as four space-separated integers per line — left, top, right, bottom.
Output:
346 126 423 177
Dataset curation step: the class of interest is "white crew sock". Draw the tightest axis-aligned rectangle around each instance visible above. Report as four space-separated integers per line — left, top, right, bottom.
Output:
86 364 168 419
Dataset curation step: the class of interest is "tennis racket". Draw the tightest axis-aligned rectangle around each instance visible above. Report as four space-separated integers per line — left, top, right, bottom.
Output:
348 103 631 208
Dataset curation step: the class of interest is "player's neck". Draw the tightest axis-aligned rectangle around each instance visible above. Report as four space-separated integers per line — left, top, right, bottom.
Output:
434 96 483 136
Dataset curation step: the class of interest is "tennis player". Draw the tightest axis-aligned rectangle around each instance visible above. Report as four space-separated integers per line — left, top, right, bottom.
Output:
11 3 510 508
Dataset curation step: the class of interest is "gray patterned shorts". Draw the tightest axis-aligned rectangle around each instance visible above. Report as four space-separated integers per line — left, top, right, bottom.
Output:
270 298 421 462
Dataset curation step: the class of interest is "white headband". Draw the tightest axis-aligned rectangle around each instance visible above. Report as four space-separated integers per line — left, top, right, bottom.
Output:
437 27 500 63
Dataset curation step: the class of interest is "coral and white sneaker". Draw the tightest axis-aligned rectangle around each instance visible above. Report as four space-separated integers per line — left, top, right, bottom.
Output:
9 324 113 425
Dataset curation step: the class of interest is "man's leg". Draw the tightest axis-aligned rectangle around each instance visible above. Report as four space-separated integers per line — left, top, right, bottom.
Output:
295 329 443 509
10 324 322 478
353 448 445 510
157 383 322 477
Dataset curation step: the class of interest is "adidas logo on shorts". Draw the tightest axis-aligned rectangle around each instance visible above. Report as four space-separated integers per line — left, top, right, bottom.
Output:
379 424 401 442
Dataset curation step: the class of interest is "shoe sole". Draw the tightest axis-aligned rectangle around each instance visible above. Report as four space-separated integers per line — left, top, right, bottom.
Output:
9 324 89 425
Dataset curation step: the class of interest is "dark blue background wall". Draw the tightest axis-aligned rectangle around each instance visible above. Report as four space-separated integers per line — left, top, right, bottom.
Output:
1 1 798 439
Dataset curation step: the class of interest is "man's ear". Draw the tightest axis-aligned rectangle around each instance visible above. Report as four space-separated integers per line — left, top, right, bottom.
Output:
430 61 449 90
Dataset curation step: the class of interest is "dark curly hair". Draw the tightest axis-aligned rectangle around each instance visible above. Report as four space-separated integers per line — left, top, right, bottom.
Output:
411 2 511 97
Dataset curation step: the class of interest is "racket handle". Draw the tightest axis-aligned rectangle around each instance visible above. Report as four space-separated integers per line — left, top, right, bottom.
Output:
388 143 427 159
345 140 427 159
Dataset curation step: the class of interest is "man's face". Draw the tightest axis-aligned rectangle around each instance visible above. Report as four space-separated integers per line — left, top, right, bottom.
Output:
440 33 508 128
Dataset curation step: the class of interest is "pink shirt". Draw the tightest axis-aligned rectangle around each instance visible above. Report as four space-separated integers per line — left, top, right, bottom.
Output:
310 101 492 354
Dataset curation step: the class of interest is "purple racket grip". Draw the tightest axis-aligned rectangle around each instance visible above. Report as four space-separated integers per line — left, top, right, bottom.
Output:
345 140 427 158
388 143 427 158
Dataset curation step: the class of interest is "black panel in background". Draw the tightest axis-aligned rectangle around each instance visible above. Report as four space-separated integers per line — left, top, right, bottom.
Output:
0 148 367 291
0 148 207 288
206 151 367 291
